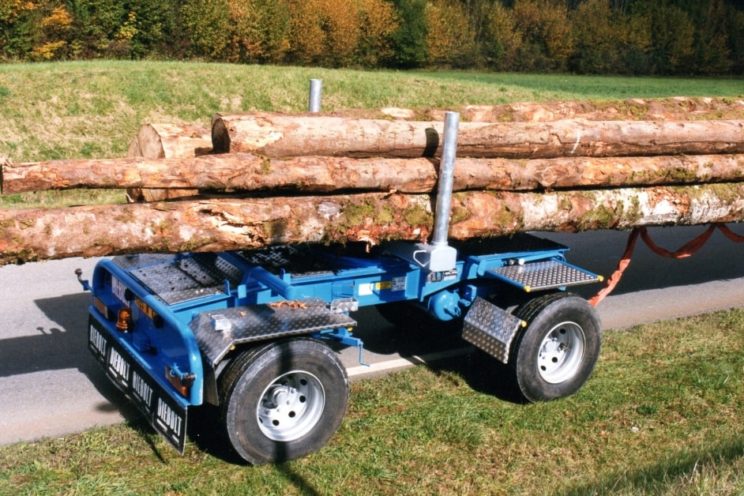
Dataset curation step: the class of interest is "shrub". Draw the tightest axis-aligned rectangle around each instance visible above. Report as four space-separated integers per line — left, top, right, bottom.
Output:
125 0 180 59
425 0 477 68
320 0 362 66
482 1 522 70
0 1 40 59
31 5 73 60
629 2 694 74
511 0 573 72
66 0 127 58
570 0 622 73
250 0 291 63
387 0 427 68
691 0 731 75
287 0 325 64
180 0 232 59
356 0 398 67
726 5 744 74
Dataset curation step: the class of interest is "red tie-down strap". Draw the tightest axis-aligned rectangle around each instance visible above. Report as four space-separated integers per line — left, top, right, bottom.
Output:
589 224 744 307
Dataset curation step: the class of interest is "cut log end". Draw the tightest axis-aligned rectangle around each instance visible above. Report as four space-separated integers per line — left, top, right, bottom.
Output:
211 118 231 154
126 122 211 203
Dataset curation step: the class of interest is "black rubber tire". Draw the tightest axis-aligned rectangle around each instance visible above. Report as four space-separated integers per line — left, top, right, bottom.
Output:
218 338 349 464
509 293 601 402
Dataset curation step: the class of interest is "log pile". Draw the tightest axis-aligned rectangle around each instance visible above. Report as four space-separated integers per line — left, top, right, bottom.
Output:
125 123 211 202
1 97 743 266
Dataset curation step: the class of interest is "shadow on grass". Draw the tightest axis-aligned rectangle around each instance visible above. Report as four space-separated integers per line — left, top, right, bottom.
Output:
559 438 744 496
423 351 530 405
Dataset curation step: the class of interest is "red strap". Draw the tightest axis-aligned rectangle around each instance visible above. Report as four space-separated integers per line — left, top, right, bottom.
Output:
588 228 640 307
718 224 744 243
640 225 716 259
589 224 743 307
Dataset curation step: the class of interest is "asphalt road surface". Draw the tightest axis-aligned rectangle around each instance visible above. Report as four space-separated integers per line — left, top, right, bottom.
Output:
1 226 743 446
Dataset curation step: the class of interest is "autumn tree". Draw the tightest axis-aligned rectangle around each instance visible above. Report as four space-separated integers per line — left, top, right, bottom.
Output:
482 1 522 70
425 0 477 67
511 0 573 71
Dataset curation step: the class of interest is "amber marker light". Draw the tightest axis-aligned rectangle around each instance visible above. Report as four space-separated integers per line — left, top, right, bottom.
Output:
93 297 111 320
116 308 132 332
166 367 195 397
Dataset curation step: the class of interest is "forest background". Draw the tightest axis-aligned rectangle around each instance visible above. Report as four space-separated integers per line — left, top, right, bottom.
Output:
1 0 743 75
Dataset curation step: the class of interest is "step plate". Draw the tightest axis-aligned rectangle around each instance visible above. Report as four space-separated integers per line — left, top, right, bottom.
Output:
487 259 600 292
462 297 524 363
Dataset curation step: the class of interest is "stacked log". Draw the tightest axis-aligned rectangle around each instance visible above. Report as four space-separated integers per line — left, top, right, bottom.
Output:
4 154 744 195
210 114 744 158
236 97 744 123
1 103 743 265
1 186 742 266
125 123 211 203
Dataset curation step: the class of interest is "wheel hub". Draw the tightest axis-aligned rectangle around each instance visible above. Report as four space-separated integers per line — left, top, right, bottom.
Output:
257 371 325 442
537 321 585 384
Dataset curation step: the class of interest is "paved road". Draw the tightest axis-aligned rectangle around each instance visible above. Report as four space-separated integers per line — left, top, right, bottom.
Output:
1 226 743 446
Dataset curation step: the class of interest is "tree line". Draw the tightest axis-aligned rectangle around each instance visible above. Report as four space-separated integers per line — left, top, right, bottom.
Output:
1 0 742 75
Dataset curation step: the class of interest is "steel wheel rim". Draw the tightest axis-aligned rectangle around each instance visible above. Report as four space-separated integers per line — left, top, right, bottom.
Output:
257 370 325 442
537 321 585 384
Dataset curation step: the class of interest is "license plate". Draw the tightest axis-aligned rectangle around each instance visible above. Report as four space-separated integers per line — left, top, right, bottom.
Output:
111 276 128 304
87 317 188 453
107 347 131 389
88 324 107 361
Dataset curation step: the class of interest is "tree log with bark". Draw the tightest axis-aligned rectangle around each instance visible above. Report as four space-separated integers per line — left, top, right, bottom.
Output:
4 153 744 194
1 184 742 266
426 97 744 122
212 113 744 159
126 123 211 202
274 97 744 122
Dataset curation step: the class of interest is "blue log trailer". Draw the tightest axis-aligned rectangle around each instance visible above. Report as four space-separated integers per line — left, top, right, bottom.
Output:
79 113 604 464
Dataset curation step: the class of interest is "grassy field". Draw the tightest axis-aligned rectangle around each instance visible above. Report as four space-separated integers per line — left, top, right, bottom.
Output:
0 61 742 207
1 309 743 495
1 62 743 494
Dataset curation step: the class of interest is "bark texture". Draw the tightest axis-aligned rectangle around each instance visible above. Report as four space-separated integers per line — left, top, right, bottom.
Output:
212 113 744 159
1 154 435 194
429 97 744 123
233 97 744 122
2 185 743 265
5 153 744 194
126 123 211 202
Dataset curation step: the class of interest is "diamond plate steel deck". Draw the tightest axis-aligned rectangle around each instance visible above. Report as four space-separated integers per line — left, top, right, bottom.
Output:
488 260 599 292
237 245 334 277
462 297 524 363
112 253 176 270
191 299 357 366
129 254 241 305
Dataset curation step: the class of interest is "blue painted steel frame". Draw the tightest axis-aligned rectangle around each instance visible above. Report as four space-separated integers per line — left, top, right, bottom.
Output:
87 241 577 409
92 259 206 407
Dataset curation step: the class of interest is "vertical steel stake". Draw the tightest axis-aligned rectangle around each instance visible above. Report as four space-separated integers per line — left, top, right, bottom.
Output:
432 111 460 247
308 79 323 113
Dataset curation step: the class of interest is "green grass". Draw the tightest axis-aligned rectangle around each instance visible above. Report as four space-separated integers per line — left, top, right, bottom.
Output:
0 61 742 207
418 71 744 100
0 61 741 160
1 309 743 495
